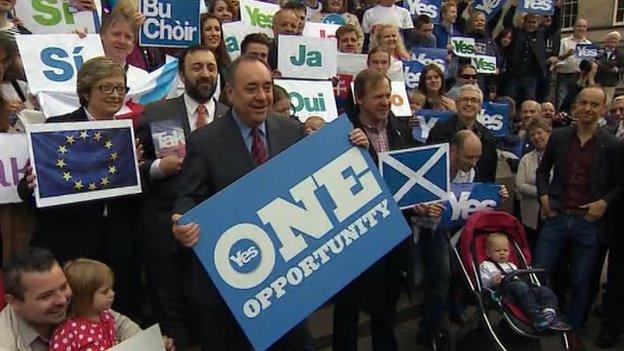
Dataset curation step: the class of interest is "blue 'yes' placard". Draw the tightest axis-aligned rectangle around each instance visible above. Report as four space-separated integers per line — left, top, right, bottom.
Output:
181 116 411 350
438 182 501 230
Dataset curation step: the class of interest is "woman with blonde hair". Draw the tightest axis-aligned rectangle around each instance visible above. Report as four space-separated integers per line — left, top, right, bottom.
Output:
370 24 410 61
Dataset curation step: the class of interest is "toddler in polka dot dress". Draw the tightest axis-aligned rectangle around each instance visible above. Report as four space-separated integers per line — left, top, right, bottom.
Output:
50 259 119 351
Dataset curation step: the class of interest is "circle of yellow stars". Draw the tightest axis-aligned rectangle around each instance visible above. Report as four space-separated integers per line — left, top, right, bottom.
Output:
55 130 119 192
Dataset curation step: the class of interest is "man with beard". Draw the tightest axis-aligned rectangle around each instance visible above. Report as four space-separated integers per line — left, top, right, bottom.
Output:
136 45 228 351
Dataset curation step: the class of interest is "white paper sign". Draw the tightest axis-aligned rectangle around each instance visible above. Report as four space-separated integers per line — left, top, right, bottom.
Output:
0 134 29 204
14 0 102 34
16 34 105 94
390 81 412 117
109 325 165 351
274 79 339 122
337 53 367 74
450 36 476 57
223 21 259 60
472 55 497 74
240 0 279 38
302 22 340 39
278 35 337 80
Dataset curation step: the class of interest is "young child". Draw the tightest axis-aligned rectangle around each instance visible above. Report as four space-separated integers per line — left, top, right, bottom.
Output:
303 116 326 135
50 259 119 351
479 233 572 332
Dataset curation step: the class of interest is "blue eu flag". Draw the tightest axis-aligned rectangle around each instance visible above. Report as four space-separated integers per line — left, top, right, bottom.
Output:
31 127 138 199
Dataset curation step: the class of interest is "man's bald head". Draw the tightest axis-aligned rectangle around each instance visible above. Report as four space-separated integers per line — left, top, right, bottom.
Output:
540 102 556 119
451 130 482 173
272 9 299 37
520 100 541 125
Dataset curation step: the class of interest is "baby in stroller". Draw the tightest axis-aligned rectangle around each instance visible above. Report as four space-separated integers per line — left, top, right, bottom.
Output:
479 233 572 332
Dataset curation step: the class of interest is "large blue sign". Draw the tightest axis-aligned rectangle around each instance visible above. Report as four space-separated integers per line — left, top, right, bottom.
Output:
181 116 411 350
411 47 448 77
139 0 201 48
518 0 554 15
403 0 442 22
477 102 510 138
403 60 426 90
438 182 501 230
472 0 506 19
379 144 450 209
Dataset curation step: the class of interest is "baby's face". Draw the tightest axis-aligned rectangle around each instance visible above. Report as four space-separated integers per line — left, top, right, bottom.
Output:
486 237 511 263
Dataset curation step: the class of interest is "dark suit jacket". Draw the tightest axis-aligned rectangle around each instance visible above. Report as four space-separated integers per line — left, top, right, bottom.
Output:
503 5 561 78
596 47 624 87
427 115 498 182
536 126 622 213
137 95 228 254
173 111 306 306
605 143 624 244
17 108 137 263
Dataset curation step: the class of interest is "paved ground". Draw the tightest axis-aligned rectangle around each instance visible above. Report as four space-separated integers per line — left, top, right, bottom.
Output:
309 295 619 351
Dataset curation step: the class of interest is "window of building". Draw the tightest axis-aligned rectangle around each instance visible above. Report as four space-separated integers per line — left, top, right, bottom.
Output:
615 0 624 24
562 0 579 29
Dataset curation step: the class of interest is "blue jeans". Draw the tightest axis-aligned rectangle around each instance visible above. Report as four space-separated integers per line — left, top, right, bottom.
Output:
415 227 451 335
533 213 599 330
503 76 537 105
502 280 559 320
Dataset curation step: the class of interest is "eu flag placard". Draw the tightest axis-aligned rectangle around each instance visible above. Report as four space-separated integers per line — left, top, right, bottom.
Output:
26 120 141 208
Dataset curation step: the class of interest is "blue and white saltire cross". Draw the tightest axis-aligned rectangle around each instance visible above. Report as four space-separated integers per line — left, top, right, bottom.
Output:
378 143 450 209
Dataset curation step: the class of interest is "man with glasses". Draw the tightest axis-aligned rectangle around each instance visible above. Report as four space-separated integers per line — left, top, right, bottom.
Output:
447 64 478 100
428 84 498 182
136 45 228 351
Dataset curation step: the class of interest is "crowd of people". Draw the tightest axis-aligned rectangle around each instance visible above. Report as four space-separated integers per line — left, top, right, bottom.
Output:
0 0 623 350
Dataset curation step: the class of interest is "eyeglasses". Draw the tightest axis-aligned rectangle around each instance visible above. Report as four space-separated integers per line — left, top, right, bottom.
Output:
459 74 477 80
458 97 481 104
98 85 129 95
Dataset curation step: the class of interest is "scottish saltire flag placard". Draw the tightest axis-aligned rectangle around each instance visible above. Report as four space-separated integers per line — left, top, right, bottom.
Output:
379 143 450 209
26 120 141 208
181 116 411 350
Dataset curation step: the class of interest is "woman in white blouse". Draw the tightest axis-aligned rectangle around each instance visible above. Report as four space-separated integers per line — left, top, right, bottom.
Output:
516 117 552 249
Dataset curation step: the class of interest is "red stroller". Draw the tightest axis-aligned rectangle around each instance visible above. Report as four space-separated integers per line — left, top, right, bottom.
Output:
450 211 571 351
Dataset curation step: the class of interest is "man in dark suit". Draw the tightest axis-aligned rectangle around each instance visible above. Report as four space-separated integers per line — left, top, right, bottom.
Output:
333 68 417 351
170 56 369 350
136 45 228 351
535 87 622 347
18 57 139 316
427 84 498 182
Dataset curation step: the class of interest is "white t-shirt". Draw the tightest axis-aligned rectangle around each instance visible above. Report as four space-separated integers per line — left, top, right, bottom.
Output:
361 4 414 34
479 261 518 288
